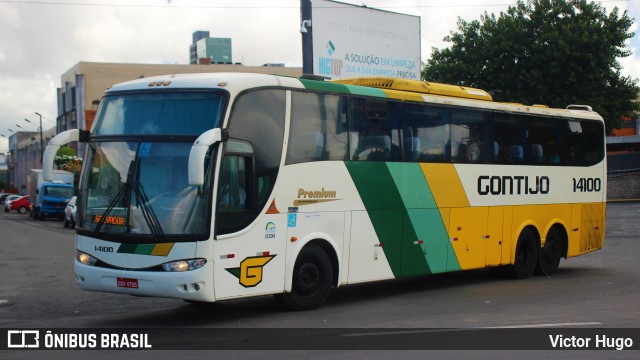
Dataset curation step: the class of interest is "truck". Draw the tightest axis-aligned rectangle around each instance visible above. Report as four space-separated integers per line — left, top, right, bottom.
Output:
28 169 76 220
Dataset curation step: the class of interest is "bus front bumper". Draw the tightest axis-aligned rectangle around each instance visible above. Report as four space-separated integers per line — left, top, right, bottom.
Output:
74 261 215 302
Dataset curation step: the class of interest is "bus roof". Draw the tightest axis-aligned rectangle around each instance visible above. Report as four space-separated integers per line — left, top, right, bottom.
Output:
333 77 493 101
105 72 305 94
104 73 603 122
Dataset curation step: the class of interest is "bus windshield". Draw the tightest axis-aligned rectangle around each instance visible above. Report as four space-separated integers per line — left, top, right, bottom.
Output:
79 141 214 239
93 91 225 135
77 90 225 240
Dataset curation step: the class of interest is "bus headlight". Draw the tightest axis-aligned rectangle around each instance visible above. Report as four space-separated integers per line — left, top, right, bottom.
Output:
161 259 207 272
76 251 98 266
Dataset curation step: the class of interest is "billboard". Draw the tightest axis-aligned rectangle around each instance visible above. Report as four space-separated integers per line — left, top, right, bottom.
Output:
311 0 421 80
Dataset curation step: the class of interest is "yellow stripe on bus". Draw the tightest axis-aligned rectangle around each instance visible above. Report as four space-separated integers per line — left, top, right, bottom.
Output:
420 163 470 208
150 243 174 256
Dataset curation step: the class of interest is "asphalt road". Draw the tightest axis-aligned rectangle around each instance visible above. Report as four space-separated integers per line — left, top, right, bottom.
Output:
1 202 639 359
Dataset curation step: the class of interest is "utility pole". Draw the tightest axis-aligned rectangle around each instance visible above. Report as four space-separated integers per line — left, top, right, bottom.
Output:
300 0 313 75
35 112 43 164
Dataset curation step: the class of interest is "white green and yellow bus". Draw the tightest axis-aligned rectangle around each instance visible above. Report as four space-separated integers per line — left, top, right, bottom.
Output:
43 73 606 310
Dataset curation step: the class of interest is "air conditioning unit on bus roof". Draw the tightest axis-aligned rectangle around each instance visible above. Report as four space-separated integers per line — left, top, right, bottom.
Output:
566 105 593 111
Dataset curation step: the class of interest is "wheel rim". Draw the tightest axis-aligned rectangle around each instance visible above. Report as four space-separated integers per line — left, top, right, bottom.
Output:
296 263 321 297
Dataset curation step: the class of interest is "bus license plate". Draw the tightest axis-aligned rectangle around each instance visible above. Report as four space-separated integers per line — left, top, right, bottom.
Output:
117 277 139 289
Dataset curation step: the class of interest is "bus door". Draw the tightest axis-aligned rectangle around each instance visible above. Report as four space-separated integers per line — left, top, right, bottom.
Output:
212 140 287 300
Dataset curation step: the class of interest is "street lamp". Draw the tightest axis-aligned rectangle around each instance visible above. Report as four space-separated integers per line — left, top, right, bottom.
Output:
34 112 44 164
23 119 40 131
25 118 42 164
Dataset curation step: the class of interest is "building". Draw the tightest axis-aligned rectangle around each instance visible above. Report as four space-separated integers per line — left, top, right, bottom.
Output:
56 61 302 156
608 115 640 153
189 31 210 65
189 31 233 65
607 115 640 172
0 153 8 191
6 128 56 193
197 37 233 64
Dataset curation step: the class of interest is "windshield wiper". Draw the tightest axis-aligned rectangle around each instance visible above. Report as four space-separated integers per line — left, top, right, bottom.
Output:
94 180 130 233
94 162 133 234
132 180 165 242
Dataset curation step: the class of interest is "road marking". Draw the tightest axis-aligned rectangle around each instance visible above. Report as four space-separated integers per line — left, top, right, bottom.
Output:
342 322 603 337
481 322 603 329
343 329 473 337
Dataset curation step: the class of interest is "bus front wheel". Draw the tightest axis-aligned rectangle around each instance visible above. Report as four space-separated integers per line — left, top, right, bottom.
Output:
278 243 333 311
512 228 538 279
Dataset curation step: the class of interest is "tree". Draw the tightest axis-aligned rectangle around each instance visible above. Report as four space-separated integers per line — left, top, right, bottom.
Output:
422 0 639 133
54 147 82 187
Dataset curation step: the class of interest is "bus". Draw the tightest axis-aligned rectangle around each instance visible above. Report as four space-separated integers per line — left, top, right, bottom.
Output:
43 73 606 310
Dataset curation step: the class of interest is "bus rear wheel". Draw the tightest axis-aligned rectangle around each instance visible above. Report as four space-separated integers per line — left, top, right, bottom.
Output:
277 243 333 311
511 228 538 279
535 228 562 276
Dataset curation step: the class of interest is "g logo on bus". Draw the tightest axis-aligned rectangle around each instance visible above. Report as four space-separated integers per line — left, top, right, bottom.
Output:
225 255 276 288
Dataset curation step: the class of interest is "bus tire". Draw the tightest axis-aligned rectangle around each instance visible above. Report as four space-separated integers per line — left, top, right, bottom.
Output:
535 228 562 276
511 228 538 279
278 243 333 311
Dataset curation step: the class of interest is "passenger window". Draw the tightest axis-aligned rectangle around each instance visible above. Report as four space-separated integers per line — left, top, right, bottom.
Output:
350 98 401 161
403 103 450 162
581 121 604 165
286 92 348 164
451 110 490 163
527 118 560 165
493 115 524 163
563 120 604 166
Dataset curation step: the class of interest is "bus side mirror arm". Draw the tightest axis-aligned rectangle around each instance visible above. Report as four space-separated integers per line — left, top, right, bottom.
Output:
42 129 89 181
188 128 228 186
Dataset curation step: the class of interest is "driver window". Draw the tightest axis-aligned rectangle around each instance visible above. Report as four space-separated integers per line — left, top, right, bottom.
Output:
216 139 255 234
218 155 250 212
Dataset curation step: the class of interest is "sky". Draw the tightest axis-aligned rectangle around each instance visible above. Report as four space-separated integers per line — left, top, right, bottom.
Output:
1 0 640 153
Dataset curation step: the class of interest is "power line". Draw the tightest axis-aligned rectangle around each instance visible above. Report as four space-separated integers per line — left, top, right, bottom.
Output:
0 0 636 10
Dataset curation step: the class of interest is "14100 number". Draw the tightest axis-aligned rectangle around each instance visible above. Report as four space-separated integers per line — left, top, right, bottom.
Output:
572 177 601 192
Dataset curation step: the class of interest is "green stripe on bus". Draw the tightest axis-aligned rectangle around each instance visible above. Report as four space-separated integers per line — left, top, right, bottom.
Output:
407 209 455 273
117 243 137 254
346 162 463 276
342 84 387 98
345 161 431 276
134 244 155 255
117 243 155 255
299 79 351 94
386 163 452 273
386 163 436 208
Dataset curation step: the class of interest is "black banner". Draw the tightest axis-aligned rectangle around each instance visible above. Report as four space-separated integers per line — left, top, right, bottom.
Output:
2 328 639 350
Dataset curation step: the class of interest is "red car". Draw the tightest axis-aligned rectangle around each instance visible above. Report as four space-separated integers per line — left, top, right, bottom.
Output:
4 195 30 214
